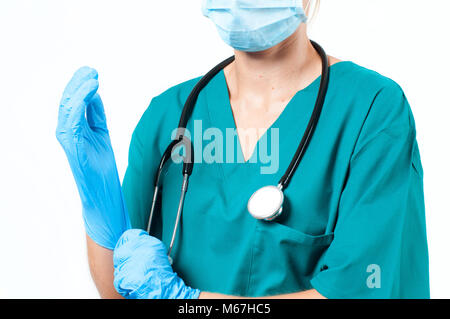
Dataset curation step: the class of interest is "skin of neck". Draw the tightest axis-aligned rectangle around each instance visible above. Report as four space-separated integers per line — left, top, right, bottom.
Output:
224 24 323 107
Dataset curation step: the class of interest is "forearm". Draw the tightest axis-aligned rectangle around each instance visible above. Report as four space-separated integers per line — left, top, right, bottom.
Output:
86 234 123 299
199 289 325 299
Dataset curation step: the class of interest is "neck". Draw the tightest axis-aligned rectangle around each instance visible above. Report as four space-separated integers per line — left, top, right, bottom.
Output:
224 27 322 103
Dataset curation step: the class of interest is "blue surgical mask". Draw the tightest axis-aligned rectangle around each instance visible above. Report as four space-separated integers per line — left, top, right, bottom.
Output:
202 0 309 52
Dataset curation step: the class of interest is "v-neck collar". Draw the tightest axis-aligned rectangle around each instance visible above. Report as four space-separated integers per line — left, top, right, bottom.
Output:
205 68 322 166
203 61 355 180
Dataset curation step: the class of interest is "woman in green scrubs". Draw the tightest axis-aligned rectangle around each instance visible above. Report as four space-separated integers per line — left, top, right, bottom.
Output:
84 1 429 298
120 61 429 298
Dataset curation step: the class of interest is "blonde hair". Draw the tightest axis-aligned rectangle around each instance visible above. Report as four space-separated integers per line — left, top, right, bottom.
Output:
307 0 321 22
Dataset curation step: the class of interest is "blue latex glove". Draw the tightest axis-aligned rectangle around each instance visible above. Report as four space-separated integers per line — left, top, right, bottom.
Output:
113 229 201 299
56 67 131 249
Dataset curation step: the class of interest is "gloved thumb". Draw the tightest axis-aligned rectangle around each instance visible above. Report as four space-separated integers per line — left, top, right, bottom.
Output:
87 93 108 132
67 79 99 131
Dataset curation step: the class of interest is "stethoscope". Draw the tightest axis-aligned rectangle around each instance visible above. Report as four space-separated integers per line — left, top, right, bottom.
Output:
147 41 330 263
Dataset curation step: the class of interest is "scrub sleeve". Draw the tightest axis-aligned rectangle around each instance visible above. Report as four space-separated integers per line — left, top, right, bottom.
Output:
310 83 429 299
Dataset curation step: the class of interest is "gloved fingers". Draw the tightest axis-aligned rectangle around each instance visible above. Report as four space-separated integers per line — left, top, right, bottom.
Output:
86 93 108 132
114 268 133 298
66 79 99 134
121 229 167 254
114 229 148 268
116 229 148 248
113 229 169 268
58 67 98 130
60 67 98 106
114 263 167 299
113 266 144 298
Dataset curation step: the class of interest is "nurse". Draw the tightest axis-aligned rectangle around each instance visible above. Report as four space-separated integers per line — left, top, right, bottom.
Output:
56 0 429 299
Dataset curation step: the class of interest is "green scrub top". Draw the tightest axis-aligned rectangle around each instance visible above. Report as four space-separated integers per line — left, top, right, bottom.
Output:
122 61 429 298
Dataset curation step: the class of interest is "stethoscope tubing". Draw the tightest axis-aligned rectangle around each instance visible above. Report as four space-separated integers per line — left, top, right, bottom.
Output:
147 41 330 263
278 41 330 189
176 56 236 137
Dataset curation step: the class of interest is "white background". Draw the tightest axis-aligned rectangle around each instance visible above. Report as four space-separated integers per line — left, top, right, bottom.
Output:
0 0 449 298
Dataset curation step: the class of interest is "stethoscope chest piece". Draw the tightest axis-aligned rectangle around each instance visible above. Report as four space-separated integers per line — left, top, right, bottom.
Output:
247 185 284 221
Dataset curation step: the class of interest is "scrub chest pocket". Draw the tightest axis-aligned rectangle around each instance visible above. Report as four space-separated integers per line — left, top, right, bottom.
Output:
248 221 334 296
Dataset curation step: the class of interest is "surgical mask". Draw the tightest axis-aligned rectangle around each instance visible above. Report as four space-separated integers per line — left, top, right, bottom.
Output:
202 0 309 52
